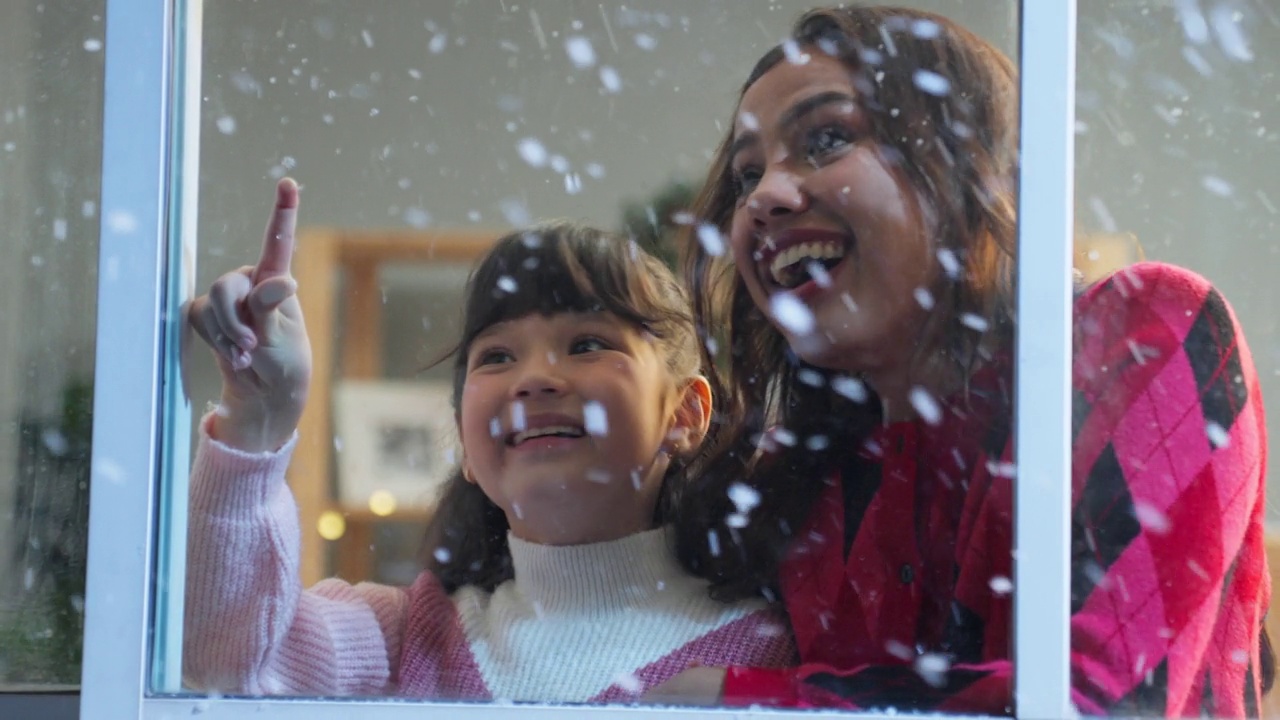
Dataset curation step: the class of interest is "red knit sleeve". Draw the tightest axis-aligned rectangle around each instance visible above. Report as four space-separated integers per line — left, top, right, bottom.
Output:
1068 262 1269 717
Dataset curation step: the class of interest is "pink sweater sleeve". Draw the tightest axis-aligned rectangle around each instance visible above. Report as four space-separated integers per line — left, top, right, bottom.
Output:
183 413 409 696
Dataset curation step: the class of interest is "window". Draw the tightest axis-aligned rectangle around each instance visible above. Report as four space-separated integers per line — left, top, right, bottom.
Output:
79 0 1280 718
0 2 104 719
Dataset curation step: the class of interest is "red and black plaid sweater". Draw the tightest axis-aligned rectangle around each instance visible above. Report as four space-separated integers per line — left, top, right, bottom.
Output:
721 262 1271 717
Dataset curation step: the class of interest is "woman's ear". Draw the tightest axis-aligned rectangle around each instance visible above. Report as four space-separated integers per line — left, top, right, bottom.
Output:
667 375 713 456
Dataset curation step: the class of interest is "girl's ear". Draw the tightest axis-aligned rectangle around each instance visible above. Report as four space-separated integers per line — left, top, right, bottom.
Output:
667 375 712 456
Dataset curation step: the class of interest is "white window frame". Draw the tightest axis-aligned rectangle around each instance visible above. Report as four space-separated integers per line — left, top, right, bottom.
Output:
77 0 1077 717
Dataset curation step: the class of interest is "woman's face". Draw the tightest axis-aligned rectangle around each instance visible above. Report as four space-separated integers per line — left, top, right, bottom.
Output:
727 51 938 378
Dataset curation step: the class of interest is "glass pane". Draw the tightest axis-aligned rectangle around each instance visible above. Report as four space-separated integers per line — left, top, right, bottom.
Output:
1071 0 1277 717
0 0 104 693
164 0 1030 713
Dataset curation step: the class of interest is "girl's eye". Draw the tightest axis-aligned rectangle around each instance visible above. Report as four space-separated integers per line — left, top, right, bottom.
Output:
731 166 762 198
474 348 513 366
804 126 853 163
569 336 610 354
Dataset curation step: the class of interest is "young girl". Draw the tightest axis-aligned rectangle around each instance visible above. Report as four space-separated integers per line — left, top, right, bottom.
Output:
659 6 1272 717
180 179 795 702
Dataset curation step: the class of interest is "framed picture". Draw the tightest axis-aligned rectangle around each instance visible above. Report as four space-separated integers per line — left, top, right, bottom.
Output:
332 380 458 512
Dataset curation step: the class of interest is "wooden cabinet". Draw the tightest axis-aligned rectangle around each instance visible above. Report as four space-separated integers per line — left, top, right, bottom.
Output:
291 228 496 586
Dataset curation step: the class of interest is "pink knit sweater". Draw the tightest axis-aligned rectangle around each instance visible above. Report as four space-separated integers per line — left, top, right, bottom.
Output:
183 414 796 702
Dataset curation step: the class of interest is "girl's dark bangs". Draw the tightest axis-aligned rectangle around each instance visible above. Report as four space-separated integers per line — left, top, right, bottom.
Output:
468 241 602 335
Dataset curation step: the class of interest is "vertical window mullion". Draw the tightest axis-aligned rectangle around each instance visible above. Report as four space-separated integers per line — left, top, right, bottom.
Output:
1013 0 1077 718
80 0 174 717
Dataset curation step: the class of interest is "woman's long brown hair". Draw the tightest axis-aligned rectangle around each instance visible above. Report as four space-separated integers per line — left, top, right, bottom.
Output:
673 6 1019 601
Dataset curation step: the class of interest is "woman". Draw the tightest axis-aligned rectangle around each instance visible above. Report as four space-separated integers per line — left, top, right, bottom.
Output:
661 5 1272 717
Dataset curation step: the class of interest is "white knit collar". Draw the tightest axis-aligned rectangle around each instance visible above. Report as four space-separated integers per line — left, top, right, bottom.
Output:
506 526 694 614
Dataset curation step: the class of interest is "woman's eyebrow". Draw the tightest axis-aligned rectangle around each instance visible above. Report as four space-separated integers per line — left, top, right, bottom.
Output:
780 91 859 128
729 91 859 163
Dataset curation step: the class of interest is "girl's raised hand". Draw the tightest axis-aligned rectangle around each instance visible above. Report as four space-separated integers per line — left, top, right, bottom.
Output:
186 178 312 452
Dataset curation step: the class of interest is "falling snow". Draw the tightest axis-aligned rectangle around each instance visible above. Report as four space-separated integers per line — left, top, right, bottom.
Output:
806 434 830 451
989 576 1013 595
770 293 815 335
728 482 761 514
832 375 868 403
914 287 935 310
583 401 608 436
1206 421 1230 449
511 401 527 432
936 248 961 278
911 18 941 39
614 672 643 693
909 387 942 425
105 210 138 234
914 653 951 688
960 313 989 332
517 137 548 167
1133 501 1172 534
805 261 832 288
1208 5 1252 62
912 69 951 96
1201 175 1233 197
696 224 725 256
599 66 622 93
781 40 810 65
1175 0 1210 44
565 36 597 68
496 275 518 294
402 207 432 229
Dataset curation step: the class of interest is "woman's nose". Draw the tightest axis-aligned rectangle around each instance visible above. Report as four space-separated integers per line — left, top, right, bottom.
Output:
747 168 808 228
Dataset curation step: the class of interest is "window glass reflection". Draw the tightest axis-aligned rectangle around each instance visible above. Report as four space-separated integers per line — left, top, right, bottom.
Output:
172 0 1064 713
1070 0 1278 717
0 0 104 693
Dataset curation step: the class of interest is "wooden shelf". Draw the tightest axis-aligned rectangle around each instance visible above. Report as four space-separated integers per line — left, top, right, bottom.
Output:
291 227 497 586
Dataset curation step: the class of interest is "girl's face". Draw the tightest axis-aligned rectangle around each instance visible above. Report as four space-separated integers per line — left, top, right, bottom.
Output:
727 51 938 382
458 311 703 545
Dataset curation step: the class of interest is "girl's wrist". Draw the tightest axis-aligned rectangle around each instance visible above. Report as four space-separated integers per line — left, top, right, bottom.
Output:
210 395 304 453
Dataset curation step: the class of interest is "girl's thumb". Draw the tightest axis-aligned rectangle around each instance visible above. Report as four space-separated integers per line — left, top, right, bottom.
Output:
248 276 298 318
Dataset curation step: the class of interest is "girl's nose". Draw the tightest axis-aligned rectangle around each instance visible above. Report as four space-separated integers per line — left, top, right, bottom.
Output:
511 358 568 398
748 168 809 229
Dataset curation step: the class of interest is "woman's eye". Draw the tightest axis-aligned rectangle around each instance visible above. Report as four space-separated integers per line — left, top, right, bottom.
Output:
474 348 513 366
804 126 852 162
731 167 762 197
569 336 609 354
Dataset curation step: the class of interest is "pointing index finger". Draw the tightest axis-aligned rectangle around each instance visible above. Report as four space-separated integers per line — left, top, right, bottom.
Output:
254 177 299 283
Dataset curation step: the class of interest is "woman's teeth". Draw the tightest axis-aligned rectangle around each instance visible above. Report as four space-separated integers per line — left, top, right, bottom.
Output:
769 240 846 288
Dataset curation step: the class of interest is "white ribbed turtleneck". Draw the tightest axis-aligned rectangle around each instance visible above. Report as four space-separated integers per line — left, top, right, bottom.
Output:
506 527 689 615
453 526 761 702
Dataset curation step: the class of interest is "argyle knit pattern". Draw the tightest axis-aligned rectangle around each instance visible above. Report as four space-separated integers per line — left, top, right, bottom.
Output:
721 262 1271 718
